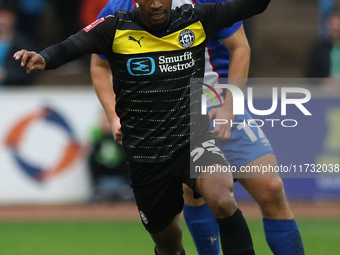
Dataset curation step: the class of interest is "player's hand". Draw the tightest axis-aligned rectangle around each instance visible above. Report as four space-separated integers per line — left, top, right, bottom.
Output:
13 50 46 74
209 106 235 141
111 115 122 145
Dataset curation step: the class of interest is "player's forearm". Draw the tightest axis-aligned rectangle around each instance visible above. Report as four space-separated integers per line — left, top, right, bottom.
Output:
229 48 249 75
96 88 118 125
222 50 249 111
226 42 250 93
94 80 118 125
40 36 85 70
221 34 250 110
91 54 117 124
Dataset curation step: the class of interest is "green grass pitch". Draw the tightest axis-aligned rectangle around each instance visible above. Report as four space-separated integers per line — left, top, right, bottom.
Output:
0 219 339 254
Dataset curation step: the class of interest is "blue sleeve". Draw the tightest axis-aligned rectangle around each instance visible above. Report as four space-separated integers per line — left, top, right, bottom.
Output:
96 0 135 60
195 0 243 40
217 21 242 39
97 1 115 19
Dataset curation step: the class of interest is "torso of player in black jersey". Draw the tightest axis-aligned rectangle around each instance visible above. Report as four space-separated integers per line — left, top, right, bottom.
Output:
106 6 209 163
40 1 270 162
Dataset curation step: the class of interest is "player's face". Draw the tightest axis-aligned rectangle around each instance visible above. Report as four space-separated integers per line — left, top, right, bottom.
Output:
136 0 172 31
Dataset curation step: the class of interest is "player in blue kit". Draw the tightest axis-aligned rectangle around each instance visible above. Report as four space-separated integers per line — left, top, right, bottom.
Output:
90 1 305 255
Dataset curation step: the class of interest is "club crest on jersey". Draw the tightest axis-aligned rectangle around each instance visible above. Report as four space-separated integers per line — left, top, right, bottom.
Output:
179 29 195 48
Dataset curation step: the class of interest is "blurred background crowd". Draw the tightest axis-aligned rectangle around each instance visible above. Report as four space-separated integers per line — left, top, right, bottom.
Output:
1 0 340 87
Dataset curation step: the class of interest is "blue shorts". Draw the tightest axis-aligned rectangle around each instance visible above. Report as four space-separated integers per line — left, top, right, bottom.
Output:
208 106 274 170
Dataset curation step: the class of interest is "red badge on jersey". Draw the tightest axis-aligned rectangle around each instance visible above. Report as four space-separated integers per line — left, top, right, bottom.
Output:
83 17 105 33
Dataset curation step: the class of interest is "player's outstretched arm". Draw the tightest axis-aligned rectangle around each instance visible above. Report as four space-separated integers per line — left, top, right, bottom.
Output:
14 16 115 72
13 50 46 74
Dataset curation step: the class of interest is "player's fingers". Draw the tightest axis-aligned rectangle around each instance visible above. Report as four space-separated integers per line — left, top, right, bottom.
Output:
20 51 31 67
13 50 25 61
26 55 40 73
114 133 123 145
28 54 46 73
208 108 217 120
114 133 119 140
114 129 121 137
220 125 231 140
221 128 231 141
212 124 230 140
26 60 35 74
115 128 122 135
211 125 221 137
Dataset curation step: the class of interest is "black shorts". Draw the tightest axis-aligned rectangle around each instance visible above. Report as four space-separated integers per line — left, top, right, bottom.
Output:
129 132 228 233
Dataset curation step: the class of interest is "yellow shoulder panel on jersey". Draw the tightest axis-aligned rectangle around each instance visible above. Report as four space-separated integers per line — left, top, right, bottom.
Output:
112 21 206 54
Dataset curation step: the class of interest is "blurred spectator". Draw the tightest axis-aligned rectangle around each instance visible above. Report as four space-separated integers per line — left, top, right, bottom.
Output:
1 0 82 49
88 110 134 202
80 0 107 27
48 0 82 39
318 0 335 39
14 0 47 49
306 11 340 79
0 1 37 86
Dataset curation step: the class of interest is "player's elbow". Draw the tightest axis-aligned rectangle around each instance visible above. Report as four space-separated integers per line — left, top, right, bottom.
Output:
243 43 251 57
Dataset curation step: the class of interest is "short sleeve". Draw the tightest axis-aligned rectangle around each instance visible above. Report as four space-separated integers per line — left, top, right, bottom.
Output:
217 20 242 39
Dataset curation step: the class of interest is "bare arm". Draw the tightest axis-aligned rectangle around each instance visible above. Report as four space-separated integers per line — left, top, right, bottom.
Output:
91 54 122 144
209 25 250 140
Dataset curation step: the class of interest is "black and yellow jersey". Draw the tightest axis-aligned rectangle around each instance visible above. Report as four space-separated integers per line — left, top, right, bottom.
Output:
40 1 270 162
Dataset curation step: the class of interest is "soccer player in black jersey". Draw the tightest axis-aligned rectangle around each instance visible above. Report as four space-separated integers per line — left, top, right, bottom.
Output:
14 0 271 254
